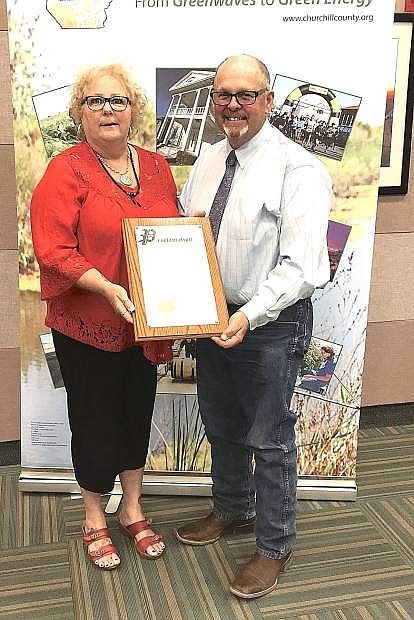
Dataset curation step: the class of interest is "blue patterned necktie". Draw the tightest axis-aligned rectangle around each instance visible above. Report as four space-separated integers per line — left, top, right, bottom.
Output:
209 150 237 242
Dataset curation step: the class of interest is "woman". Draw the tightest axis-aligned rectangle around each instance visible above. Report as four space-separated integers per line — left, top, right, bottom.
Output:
31 64 179 569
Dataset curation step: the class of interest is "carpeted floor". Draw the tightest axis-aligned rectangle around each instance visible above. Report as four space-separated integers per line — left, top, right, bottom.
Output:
0 425 413 619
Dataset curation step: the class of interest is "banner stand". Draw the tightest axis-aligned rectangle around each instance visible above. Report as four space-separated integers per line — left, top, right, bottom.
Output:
9 1 395 503
18 469 357 502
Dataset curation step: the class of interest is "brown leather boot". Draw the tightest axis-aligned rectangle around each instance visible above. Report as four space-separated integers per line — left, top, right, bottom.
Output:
229 550 293 599
175 512 255 546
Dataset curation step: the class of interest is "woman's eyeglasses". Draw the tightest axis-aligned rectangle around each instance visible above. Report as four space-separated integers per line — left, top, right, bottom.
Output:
82 96 131 111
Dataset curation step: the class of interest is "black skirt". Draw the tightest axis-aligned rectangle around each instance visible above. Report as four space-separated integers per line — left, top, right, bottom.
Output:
52 330 157 493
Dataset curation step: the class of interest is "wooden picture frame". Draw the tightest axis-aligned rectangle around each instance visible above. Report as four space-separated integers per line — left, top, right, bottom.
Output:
122 217 229 340
379 13 414 195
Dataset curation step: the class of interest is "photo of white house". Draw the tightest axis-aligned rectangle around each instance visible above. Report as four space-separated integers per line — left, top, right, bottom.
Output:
156 68 223 165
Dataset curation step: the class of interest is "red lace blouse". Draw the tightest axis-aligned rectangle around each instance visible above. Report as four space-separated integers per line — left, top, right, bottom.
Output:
30 142 179 363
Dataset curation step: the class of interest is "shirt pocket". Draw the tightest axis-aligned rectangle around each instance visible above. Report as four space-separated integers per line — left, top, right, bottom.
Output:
226 210 253 240
226 197 263 240
225 196 281 241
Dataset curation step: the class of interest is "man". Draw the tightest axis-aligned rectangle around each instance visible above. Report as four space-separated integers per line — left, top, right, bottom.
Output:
176 54 332 599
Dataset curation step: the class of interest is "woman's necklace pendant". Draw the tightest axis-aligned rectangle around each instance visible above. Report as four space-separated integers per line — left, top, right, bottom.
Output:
119 172 133 186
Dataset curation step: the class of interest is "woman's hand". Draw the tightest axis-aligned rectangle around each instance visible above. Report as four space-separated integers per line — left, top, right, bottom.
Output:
102 282 135 324
191 210 206 217
76 269 135 324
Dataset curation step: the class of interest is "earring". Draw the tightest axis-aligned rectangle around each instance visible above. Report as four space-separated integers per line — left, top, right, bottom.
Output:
76 123 84 139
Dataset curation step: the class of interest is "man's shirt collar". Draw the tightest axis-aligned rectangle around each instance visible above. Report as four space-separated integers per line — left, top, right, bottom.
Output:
225 121 273 169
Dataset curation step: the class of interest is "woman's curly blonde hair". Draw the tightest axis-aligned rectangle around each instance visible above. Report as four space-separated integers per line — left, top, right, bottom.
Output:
69 64 146 138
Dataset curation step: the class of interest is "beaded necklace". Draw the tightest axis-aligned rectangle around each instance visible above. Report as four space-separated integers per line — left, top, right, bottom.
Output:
96 147 132 185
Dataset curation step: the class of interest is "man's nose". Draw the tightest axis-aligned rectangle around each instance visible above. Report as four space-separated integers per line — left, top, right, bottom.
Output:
227 95 242 109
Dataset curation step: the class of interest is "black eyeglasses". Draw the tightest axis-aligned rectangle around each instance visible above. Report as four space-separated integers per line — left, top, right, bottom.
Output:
82 95 131 111
210 89 267 106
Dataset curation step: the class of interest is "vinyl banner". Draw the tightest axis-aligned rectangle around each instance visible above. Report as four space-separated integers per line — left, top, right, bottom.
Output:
8 0 395 496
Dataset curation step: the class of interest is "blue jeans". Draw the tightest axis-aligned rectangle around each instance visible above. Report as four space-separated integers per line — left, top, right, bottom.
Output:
300 378 327 393
196 299 313 559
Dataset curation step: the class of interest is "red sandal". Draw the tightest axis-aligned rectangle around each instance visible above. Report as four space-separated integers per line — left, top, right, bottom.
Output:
82 526 120 570
118 518 165 559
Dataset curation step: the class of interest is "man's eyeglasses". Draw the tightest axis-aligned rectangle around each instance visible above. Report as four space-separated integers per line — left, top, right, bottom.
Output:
210 89 267 106
82 96 131 111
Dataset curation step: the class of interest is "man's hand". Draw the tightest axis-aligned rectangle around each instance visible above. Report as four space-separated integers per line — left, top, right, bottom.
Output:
212 311 249 349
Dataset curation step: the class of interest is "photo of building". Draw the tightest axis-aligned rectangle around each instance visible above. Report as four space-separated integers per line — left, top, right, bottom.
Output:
156 68 223 165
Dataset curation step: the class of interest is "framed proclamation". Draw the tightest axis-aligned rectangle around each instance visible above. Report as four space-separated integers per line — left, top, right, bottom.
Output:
122 217 229 340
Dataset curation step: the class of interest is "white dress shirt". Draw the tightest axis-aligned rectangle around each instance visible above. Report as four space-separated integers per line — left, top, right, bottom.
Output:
180 121 332 330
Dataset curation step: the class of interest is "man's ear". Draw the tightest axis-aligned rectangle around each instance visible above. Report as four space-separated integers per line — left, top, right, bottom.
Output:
266 90 274 114
209 98 216 121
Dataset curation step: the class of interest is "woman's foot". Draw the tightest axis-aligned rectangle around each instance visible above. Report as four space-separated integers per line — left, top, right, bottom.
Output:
82 518 121 569
118 505 165 558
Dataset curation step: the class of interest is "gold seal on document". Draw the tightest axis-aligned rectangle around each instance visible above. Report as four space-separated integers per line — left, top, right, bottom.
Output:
158 300 175 314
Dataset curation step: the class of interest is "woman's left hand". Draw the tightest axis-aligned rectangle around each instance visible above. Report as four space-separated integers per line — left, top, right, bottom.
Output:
102 282 135 324
76 269 135 324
